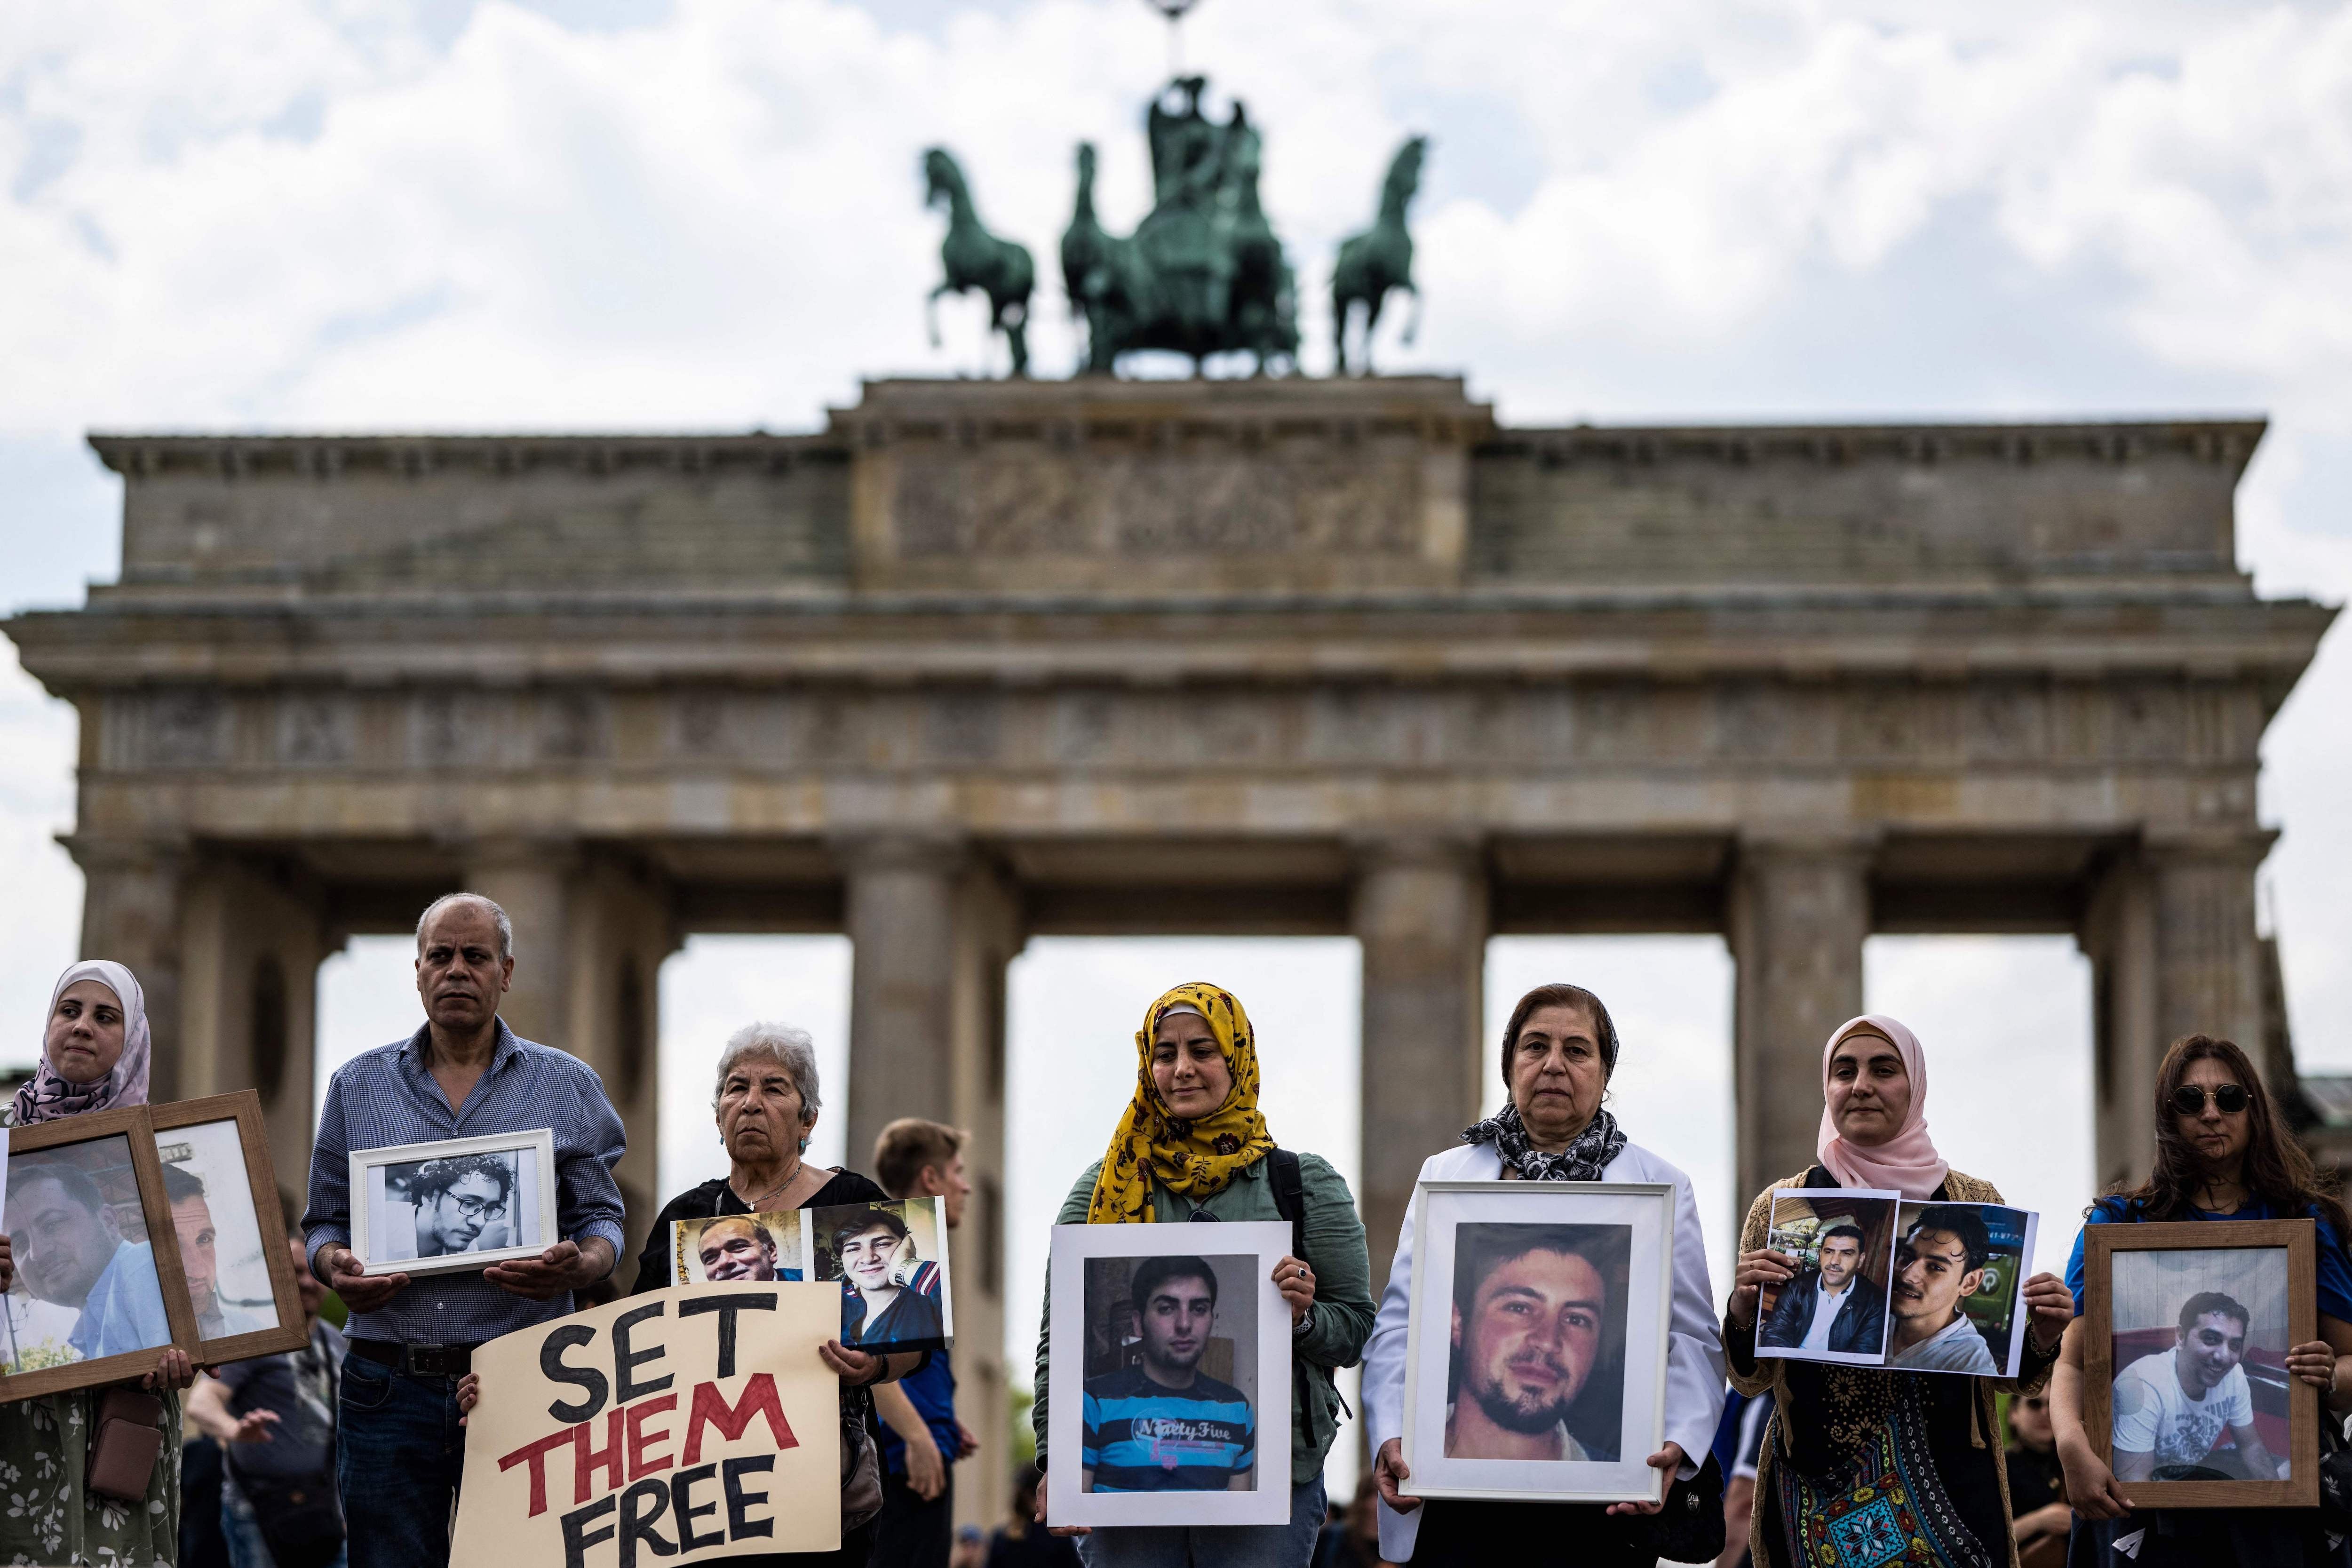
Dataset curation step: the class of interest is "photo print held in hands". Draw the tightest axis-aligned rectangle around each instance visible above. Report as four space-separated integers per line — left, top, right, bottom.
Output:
809 1197 954 1353
1754 1190 1898 1368
670 1210 807 1286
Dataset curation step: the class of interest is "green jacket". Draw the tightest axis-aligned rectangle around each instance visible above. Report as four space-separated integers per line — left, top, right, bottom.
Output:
1032 1152 1374 1488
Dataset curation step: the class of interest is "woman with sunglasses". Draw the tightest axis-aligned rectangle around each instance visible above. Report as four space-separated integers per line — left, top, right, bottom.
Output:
2050 1033 2352 1568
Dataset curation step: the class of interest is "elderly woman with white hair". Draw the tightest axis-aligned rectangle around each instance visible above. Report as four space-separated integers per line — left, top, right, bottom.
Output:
629 1022 924 1568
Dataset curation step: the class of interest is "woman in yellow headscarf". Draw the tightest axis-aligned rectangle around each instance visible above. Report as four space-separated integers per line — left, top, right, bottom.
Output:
1031 983 1374 1568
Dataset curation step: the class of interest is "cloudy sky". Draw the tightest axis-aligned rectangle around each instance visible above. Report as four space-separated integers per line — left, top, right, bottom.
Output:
7 0 2352 1451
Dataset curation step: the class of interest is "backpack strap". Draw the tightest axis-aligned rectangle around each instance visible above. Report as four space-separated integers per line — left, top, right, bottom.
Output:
1269 1147 1306 1262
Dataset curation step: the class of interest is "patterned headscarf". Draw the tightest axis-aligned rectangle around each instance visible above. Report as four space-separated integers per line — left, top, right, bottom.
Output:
18 959 152 1124
1086 983 1277 1225
1463 1100 1628 1182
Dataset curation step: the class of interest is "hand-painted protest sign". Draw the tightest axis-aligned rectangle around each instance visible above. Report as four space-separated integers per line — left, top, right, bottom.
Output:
451 1281 841 1567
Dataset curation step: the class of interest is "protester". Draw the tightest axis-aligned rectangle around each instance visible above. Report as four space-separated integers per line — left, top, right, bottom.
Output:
189 1189 347 1568
2049 1033 2352 1568
630 1020 925 1567
0 959 194 1565
870 1117 981 1568
1722 1014 2072 1568
1032 982 1374 1568
303 893 628 1568
1366 982 1726 1567
990 1467 1081 1568
2002 1392 2066 1568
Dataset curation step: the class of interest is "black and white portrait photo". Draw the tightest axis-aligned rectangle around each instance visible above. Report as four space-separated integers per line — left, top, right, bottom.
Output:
349 1129 556 1276
1400 1180 1676 1505
1444 1223 1628 1464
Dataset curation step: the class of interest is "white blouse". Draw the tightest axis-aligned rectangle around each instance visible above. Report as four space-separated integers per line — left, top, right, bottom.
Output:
1359 1138 1727 1561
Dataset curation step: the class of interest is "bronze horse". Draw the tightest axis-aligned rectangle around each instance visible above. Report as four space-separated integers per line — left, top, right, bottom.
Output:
922 147 1034 377
1332 135 1427 374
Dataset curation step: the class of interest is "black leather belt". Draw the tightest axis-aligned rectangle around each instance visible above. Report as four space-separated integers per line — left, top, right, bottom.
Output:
349 1338 477 1377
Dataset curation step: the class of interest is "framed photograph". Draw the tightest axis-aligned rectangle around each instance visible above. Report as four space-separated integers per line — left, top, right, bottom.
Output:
1399 1181 1674 1505
2083 1219 2317 1509
347 1129 557 1277
810 1196 954 1353
1046 1220 1292 1528
152 1092 308 1363
0 1105 200 1402
668 1209 808 1286
1754 1188 1899 1367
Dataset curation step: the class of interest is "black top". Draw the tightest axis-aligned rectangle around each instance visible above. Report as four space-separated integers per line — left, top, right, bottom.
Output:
2004 1445 2063 1516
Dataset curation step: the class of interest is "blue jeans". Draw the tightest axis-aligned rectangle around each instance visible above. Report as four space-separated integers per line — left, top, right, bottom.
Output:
1076 1479 1327 1568
223 1468 350 1568
336 1355 468 1568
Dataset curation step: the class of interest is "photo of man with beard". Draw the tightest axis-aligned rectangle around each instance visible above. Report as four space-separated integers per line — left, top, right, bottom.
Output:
1081 1255 1256 1493
2111 1290 2284 1480
1444 1224 1629 1463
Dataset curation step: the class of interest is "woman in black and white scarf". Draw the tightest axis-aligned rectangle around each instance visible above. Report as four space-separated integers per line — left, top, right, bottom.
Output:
1359 983 1727 1567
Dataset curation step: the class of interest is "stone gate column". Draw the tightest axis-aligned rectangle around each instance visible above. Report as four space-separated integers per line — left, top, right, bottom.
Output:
2082 853 2161 1192
1729 833 1872 1207
843 836 964 1161
1354 838 1487 1286
71 838 188 1102
463 842 578 1050
2151 830 2271 1055
179 858 327 1189
842 835 1018 1536
562 857 677 1264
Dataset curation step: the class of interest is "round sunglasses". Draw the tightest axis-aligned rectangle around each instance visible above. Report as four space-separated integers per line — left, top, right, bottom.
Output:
2171 1083 2249 1116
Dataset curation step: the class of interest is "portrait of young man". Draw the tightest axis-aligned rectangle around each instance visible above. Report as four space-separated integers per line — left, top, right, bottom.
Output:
398 1154 516 1259
1081 1255 1255 1492
1887 1204 2000 1374
694 1214 799 1282
1445 1224 1625 1464
1758 1222 1886 1355
2110 1290 2284 1481
11 1155 172 1363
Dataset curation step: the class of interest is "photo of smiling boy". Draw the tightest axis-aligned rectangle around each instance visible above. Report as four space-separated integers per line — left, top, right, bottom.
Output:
1081 1255 1256 1493
1443 1223 1628 1463
2110 1291 2283 1480
1888 1204 2002 1374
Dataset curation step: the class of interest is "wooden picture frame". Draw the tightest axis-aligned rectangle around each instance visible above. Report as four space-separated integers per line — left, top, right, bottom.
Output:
2083 1218 2318 1509
0 1105 201 1403
151 1092 308 1364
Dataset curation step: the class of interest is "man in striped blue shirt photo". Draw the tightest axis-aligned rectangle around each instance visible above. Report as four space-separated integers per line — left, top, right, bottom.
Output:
1082 1254 1256 1493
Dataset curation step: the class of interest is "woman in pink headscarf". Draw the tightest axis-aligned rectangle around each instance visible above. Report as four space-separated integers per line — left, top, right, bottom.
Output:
1716 1015 2075 1568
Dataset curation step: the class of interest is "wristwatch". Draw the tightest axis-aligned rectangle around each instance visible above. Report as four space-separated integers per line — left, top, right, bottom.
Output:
1293 1304 1315 1336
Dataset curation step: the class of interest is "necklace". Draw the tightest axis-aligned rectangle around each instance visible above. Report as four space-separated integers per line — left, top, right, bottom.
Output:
733 1157 803 1211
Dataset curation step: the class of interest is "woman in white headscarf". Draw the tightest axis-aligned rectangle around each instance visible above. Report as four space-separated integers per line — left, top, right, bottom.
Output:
0 960 191 1566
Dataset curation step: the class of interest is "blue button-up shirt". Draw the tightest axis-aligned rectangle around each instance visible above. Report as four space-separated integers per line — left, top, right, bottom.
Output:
303 1019 628 1346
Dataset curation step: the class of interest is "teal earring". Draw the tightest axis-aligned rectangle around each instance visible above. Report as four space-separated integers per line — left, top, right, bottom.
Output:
799 1137 810 1153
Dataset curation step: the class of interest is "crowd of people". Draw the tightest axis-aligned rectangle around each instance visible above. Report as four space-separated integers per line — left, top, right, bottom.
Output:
6 886 2351 1568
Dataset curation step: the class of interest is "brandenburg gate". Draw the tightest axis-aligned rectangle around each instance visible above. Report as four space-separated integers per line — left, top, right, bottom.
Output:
6 373 2332 1512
